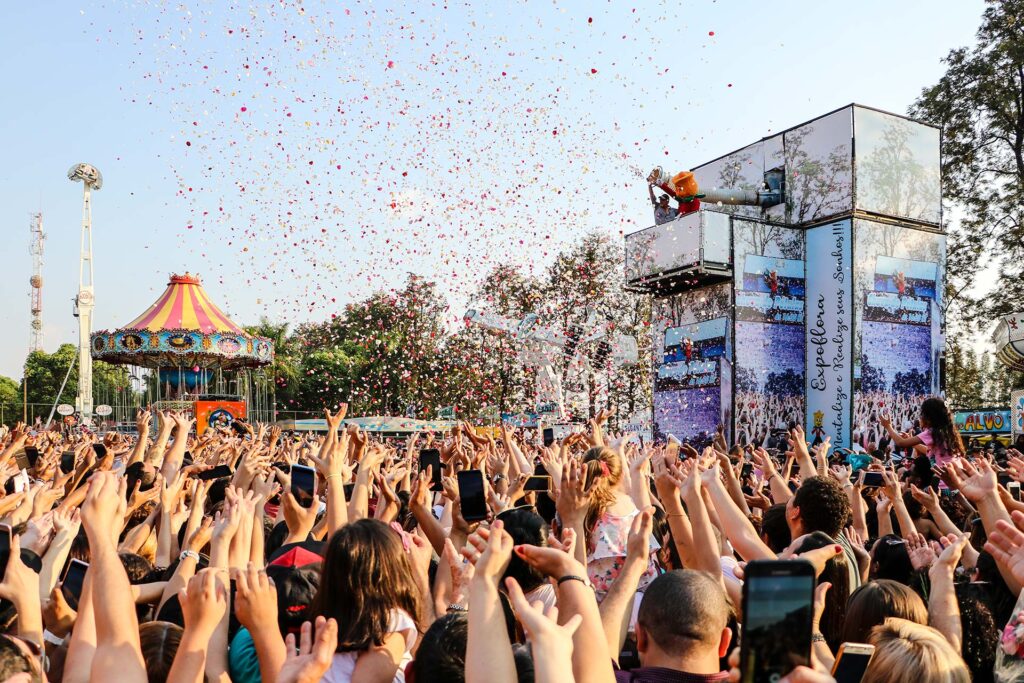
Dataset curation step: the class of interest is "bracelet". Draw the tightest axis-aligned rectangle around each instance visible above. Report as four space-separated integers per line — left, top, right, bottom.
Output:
557 575 594 590
326 473 342 480
666 513 687 518
811 632 826 643
42 630 65 647
492 474 506 483
446 604 467 612
179 550 200 563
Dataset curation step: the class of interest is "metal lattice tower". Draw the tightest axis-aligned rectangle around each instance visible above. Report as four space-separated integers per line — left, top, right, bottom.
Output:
28 213 44 353
68 163 102 419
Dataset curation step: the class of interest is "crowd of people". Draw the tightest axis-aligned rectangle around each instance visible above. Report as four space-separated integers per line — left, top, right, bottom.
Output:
0 396 1018 682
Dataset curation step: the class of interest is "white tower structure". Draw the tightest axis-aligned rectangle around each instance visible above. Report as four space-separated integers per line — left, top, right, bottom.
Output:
68 163 102 419
28 213 44 353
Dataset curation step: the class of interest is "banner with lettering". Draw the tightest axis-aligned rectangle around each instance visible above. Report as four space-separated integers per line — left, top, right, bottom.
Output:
955 409 1012 435
805 219 853 447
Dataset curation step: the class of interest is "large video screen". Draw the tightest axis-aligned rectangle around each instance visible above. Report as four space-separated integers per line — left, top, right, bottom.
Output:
651 284 732 444
853 219 944 449
733 219 806 447
854 107 941 225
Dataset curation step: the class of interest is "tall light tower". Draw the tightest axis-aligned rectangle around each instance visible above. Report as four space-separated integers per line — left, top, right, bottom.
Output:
68 163 102 420
28 213 44 353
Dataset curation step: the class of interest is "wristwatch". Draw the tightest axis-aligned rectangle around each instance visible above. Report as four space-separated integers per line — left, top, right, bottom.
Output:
492 474 506 483
557 574 595 590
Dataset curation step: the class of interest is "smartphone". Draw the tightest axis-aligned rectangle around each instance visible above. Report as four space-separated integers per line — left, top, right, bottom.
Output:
524 475 551 492
741 462 753 478
92 443 108 459
290 464 317 508
61 559 90 611
60 450 76 474
831 643 875 683
23 447 40 469
740 559 816 683
0 524 10 578
862 471 884 488
1010 482 1022 502
457 470 488 522
419 449 443 492
195 465 233 481
13 450 29 471
343 483 355 498
542 428 555 447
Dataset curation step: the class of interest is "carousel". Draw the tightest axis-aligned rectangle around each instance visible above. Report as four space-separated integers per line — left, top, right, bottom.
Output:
91 273 275 433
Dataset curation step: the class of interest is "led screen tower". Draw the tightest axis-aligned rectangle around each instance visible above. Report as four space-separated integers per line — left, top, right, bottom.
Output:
626 105 944 449
68 163 102 419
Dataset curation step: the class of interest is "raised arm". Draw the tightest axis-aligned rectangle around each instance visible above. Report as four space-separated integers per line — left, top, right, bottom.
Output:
928 534 968 655
80 472 148 682
599 508 653 662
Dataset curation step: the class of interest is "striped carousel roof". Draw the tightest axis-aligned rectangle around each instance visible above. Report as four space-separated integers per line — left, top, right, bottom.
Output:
124 273 244 335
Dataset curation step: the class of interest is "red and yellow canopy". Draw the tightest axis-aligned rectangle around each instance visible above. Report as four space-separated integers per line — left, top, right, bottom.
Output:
91 273 273 371
125 273 244 334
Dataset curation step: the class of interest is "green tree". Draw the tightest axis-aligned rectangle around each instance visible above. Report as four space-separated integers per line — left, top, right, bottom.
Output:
245 318 303 410
21 344 137 413
911 0 1024 325
543 233 651 420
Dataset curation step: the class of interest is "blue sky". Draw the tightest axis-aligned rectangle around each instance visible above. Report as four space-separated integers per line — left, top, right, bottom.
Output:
0 0 985 381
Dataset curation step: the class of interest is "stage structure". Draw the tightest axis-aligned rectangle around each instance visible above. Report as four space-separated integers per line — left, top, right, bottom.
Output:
463 307 639 420
68 163 102 419
91 273 275 432
626 104 944 449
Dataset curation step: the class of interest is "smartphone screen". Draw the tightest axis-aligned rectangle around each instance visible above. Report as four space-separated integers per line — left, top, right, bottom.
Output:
1011 482 1022 502
741 462 753 478
831 644 874 683
13 450 29 471
740 560 815 683
861 471 884 488
61 559 90 611
542 428 554 447
419 449 443 492
60 450 76 474
290 464 317 508
524 475 550 492
195 465 233 481
457 470 488 522
23 447 40 469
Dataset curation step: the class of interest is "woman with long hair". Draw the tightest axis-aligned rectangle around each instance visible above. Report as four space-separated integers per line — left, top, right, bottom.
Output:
579 446 661 602
310 519 423 683
880 396 964 468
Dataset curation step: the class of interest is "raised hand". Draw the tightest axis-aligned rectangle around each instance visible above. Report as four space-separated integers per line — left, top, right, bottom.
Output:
278 616 338 683
179 569 228 638
555 459 589 528
504 576 580 682
81 471 126 546
906 532 937 571
233 563 279 632
952 458 997 503
462 520 514 587
984 512 1024 587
